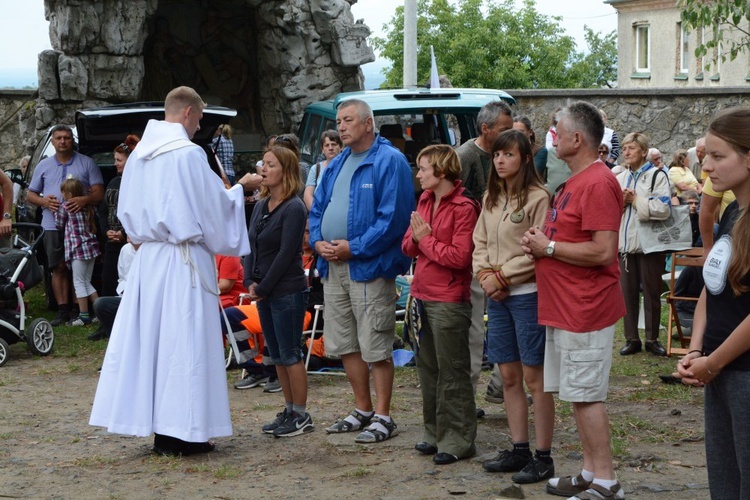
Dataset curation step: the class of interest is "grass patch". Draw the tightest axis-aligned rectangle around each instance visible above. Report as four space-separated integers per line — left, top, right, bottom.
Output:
74 455 119 467
213 464 242 479
341 466 370 478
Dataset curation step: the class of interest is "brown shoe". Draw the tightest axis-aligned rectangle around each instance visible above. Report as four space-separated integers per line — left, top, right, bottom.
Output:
546 474 592 497
574 482 625 499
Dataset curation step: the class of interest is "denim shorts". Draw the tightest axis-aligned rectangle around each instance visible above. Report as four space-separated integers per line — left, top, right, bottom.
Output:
256 290 308 366
486 292 545 366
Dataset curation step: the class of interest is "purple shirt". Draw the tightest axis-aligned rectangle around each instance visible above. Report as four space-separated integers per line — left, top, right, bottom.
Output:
28 152 104 230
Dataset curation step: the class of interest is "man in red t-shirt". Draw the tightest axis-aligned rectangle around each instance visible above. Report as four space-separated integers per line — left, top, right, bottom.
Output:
216 255 247 308
522 102 626 500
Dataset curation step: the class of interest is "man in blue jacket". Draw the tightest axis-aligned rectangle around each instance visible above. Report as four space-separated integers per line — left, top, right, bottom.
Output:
309 98 414 443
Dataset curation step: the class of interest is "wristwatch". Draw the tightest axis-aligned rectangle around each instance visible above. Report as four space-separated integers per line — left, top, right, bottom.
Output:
544 241 556 257
2 213 11 220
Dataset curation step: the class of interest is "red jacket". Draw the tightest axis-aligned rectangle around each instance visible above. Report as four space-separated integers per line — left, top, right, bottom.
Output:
402 180 479 303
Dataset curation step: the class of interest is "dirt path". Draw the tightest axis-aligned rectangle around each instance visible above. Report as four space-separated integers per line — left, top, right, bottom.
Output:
0 347 708 499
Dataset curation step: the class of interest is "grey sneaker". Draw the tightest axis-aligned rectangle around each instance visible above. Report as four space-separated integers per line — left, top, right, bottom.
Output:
234 373 269 390
272 412 314 438
263 378 282 393
485 383 505 404
262 408 290 434
68 316 92 326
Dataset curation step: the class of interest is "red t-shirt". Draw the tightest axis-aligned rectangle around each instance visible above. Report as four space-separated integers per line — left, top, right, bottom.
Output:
535 161 626 332
216 255 247 308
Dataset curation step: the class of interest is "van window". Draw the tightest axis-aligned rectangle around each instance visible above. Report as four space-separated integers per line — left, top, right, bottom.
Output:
299 113 335 165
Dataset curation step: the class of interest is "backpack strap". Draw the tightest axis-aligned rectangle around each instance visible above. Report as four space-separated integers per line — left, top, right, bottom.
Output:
650 166 670 194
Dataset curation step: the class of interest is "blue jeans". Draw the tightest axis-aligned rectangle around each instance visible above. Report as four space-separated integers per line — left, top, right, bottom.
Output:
486 292 545 366
256 290 307 366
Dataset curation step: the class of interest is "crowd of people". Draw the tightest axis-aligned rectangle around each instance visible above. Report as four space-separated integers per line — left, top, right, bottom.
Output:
12 85 749 499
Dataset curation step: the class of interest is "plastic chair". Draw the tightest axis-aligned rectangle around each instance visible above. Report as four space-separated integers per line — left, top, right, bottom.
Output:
665 247 704 357
304 304 345 376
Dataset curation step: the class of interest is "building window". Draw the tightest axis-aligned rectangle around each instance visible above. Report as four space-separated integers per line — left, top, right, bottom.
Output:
679 23 689 73
636 25 650 72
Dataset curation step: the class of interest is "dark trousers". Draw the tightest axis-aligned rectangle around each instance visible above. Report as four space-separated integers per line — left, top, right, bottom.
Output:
93 296 121 336
101 242 124 297
619 252 666 343
705 370 750 499
416 300 476 457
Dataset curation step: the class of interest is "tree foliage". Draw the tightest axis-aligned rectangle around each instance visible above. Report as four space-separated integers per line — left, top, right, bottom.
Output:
678 0 750 66
371 0 617 89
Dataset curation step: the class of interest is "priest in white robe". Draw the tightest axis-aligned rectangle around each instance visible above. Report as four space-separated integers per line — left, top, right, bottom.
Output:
90 86 259 455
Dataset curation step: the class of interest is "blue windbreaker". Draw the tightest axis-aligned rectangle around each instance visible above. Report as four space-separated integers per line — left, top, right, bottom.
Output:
309 135 414 281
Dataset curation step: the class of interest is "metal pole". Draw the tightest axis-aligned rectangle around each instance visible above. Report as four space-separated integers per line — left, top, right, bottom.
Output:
403 0 417 89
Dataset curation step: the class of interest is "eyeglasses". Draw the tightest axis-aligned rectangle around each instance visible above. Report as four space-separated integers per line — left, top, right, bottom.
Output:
598 150 608 155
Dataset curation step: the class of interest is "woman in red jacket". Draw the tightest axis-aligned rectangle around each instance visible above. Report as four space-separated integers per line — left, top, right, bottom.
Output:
402 144 480 465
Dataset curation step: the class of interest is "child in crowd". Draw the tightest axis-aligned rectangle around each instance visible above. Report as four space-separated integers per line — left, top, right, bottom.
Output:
55 177 101 326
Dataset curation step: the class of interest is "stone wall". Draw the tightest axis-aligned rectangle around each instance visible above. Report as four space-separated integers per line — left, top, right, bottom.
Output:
4 87 750 169
511 87 750 157
0 90 38 168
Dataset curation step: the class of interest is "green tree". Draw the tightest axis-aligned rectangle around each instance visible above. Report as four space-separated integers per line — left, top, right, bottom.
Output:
566 27 618 89
679 0 750 67
371 0 617 89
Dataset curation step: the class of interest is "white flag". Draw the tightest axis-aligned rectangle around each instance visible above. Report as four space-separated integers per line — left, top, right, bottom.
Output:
430 46 440 89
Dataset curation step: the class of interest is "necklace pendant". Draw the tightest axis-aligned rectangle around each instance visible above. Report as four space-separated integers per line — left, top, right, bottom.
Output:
510 209 525 224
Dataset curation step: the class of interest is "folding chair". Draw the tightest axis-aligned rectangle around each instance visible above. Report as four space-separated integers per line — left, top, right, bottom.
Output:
665 247 704 357
304 304 345 376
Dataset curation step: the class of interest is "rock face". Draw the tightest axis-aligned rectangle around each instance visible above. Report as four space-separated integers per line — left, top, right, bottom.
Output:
33 0 374 142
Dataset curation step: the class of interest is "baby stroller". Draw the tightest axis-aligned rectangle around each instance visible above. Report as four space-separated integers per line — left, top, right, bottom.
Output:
0 223 53 367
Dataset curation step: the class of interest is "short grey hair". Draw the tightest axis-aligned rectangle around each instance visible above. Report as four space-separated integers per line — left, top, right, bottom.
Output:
476 101 513 129
338 98 374 124
647 148 661 160
558 101 604 151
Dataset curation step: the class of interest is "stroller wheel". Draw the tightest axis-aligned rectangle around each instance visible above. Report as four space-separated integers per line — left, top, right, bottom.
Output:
26 318 54 356
0 337 9 367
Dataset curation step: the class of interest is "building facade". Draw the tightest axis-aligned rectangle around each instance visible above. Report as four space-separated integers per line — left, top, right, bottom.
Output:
606 0 750 88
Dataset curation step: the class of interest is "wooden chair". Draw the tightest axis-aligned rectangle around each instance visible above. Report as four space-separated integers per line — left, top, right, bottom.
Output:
665 247 704 357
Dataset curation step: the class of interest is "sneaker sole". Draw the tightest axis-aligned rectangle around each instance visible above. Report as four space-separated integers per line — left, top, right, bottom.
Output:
273 424 314 438
512 467 554 484
234 379 269 390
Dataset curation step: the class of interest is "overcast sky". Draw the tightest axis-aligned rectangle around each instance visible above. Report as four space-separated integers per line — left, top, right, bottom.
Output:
0 0 617 70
